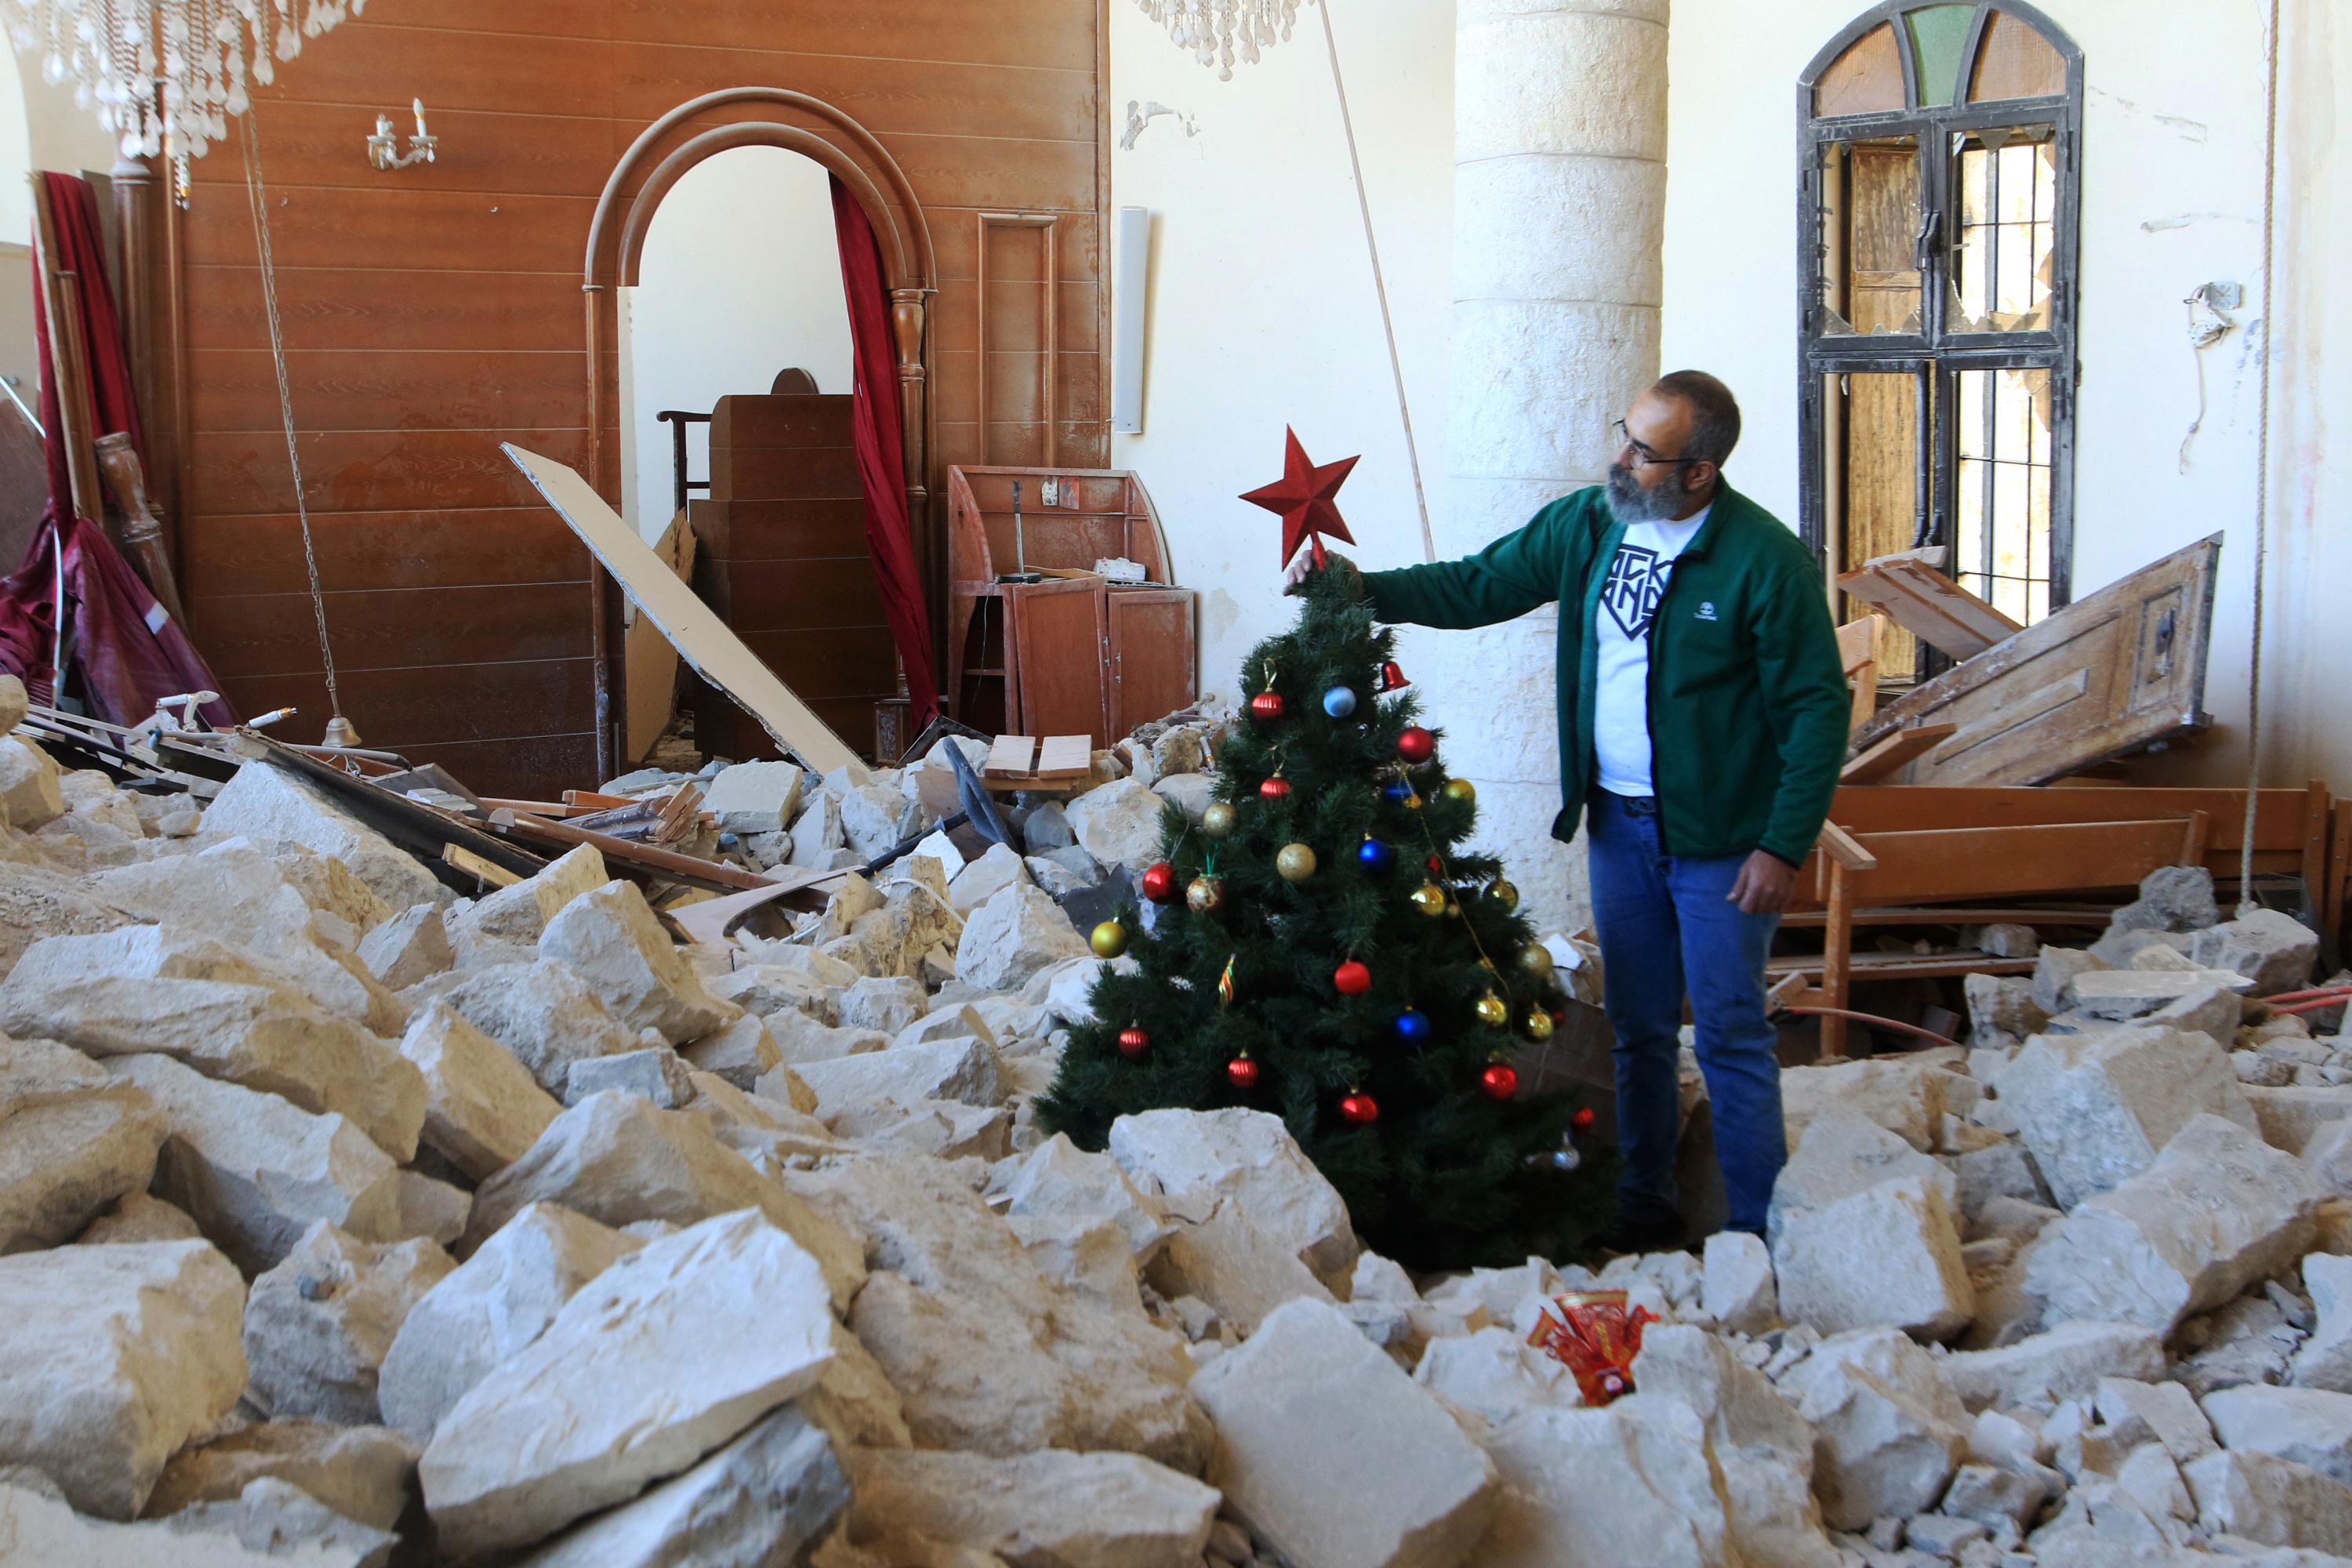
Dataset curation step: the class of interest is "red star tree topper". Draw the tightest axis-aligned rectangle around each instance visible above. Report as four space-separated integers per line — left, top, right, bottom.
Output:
1241 426 1359 570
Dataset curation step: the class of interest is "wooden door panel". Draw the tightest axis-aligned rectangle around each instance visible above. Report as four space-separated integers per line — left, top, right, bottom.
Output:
1105 589 1195 739
1852 533 2220 783
1010 580 1105 740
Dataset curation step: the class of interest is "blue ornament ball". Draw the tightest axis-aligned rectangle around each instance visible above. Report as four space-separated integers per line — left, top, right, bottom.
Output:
1395 1008 1432 1047
1381 780 1410 805
1322 685 1359 719
1357 837 1396 873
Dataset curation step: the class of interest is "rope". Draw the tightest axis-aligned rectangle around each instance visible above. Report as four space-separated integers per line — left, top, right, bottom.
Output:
2237 0 2282 917
1316 0 1435 564
238 107 343 724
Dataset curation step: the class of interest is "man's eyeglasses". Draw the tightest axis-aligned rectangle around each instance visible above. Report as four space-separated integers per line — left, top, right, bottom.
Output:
1613 419 1704 468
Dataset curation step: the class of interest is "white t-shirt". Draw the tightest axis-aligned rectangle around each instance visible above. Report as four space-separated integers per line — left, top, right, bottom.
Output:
1592 506 1711 797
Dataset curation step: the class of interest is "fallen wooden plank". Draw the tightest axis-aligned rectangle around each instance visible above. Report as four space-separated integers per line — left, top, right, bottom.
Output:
1036 734 1092 777
985 735 1038 779
1805 815 2198 908
488 808 771 893
1838 548 2024 660
1780 903 2111 928
442 843 522 888
670 866 856 946
1827 783 2316 877
1842 723 1959 783
1768 949 2038 981
502 444 857 775
1849 533 2221 784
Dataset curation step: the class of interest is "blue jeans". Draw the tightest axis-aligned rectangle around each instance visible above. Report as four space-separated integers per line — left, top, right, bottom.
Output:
1585 789 1785 1236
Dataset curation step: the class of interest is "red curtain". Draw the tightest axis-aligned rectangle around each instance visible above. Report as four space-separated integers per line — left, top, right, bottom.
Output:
0 174 231 725
828 176 938 724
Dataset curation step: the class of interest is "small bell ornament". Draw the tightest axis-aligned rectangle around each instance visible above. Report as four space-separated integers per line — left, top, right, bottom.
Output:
1374 659 1410 693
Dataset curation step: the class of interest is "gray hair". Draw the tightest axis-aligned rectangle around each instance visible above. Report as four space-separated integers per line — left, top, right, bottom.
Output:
1653 370 1741 469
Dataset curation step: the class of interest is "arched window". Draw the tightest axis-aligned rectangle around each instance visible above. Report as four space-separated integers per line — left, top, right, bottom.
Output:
1797 2 2082 677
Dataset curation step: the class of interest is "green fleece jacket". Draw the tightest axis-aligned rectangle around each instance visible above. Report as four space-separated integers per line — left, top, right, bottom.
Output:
1362 482 1849 865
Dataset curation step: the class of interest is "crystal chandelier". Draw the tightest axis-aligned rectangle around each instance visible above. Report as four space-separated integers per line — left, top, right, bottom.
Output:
3 0 362 183
1133 0 1304 81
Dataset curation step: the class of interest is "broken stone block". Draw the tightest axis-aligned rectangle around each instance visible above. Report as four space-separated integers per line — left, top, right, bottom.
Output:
835 975 924 1036
1954 1141 2053 1221
679 1011 781 1089
77 1189 202 1246
1065 777 1170 876
2295 1254 2352 1393
397 1000 561 1181
2067 969 2258 1022
539 880 736 1045
2034 946 2108 1013
1414 1323 1579 1422
1191 1298 1496 1568
707 963 833 1023
1966 973 2049 1044
1941 1460 2048 1534
2144 983 2243 1043
1779 1057 1945 1152
463 1091 862 1312
781 1152 1208 1470
0 859 130 980
448 844 609 965
562 1045 694 1108
378 1201 642 1445
1149 1201 1337 1334
0 1035 166 1253
442 960 643 1095
947 841 1029 913
394 1169 470 1248
2024 1113 2318 1334
827 1096 1011 1162
1110 1106 1359 1283
700 759 804 834
1780 1327 1971 1530
839 782 920 860
203 760 448 911
2182 1447 2352 1555
243 1221 454 1425
355 903 452 990
0 1238 247 1518
112 1052 405 1274
844 1447 1217 1568
1027 846 1103 899
0 925 426 1160
1472 1394 1744 1568
786 790 847 868
1941 1323 2167 1414
2096 1377 2216 1465
518 1406 847 1568
2202 1384 2352 1488
1700 1229 1778 1333
2112 865 2222 934
420 1210 839 1557
2242 1081 2352 1152
0 735 63 829
0 1472 396 1566
0 671 24 731
1773 1174 1973 1340
1632 1326 1838 1568
790 1036 1005 1112
2194 908 2321 996
146 1419 418 1530
955 880 1093 992
993 1133 1171 1263
1996 1025 2259 1208
1768 1109 1955 1240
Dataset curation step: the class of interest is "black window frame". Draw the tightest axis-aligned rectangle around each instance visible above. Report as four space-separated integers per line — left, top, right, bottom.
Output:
1795 0 2085 629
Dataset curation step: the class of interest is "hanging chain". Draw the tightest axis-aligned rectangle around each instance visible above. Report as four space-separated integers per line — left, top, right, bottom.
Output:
238 107 342 718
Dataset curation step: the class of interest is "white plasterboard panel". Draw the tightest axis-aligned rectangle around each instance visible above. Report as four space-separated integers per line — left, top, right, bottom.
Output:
503 444 858 775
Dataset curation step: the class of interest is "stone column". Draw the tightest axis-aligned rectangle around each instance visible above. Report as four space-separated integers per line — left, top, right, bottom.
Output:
1431 0 1667 932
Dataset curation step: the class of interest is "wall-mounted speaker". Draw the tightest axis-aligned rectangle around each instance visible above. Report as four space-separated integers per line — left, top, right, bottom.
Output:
1111 205 1150 435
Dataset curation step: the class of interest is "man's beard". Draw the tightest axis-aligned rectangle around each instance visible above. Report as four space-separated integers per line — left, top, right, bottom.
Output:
1606 461 1688 524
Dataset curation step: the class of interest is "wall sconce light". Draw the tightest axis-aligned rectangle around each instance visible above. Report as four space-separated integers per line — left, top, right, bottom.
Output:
367 99 437 171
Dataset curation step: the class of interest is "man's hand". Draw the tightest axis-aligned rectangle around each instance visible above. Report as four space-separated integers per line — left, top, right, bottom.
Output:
1283 550 1361 598
1727 850 1798 915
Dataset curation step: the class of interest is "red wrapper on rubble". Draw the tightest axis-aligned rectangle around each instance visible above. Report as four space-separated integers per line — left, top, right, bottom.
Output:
1525 1288 1658 1406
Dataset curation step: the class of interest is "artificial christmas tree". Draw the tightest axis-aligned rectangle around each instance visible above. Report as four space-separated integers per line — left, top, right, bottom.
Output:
1038 437 1614 1270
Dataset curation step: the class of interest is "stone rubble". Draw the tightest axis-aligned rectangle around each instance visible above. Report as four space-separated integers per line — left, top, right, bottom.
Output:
17 745 2352 1565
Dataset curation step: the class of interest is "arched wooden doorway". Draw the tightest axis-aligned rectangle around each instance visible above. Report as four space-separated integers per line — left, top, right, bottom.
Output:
580 89 939 770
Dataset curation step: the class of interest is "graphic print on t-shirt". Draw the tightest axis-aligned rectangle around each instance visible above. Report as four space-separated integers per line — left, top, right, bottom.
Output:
1599 543 1675 638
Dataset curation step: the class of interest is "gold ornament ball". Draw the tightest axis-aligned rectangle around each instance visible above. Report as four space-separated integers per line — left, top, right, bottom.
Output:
1475 992 1509 1026
1403 790 1425 811
1090 920 1130 959
1490 878 1521 913
1202 802 1239 840
1276 843 1318 883
1410 882 1447 917
1446 899 1462 919
1187 875 1227 915
1443 778 1477 804
1518 942 1556 979
1523 1007 1555 1043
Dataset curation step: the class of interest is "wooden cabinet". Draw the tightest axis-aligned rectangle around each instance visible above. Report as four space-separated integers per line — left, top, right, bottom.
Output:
946 466 1196 746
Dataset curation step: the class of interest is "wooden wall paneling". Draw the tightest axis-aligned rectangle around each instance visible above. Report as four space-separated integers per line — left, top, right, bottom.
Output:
977 212 1058 466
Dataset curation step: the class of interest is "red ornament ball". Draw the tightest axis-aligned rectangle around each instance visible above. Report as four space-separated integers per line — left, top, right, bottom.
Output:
1571 1106 1597 1132
1141 862 1179 904
1225 1054 1261 1091
1427 854 1446 876
1250 690 1287 722
1117 1026 1151 1059
1339 1091 1381 1127
1480 1062 1520 1102
1397 726 1436 764
1333 959 1372 996
1259 775 1293 800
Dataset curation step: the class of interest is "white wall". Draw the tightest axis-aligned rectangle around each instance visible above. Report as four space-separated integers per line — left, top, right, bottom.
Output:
1661 0 2350 793
619 145 854 543
1107 0 1455 707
